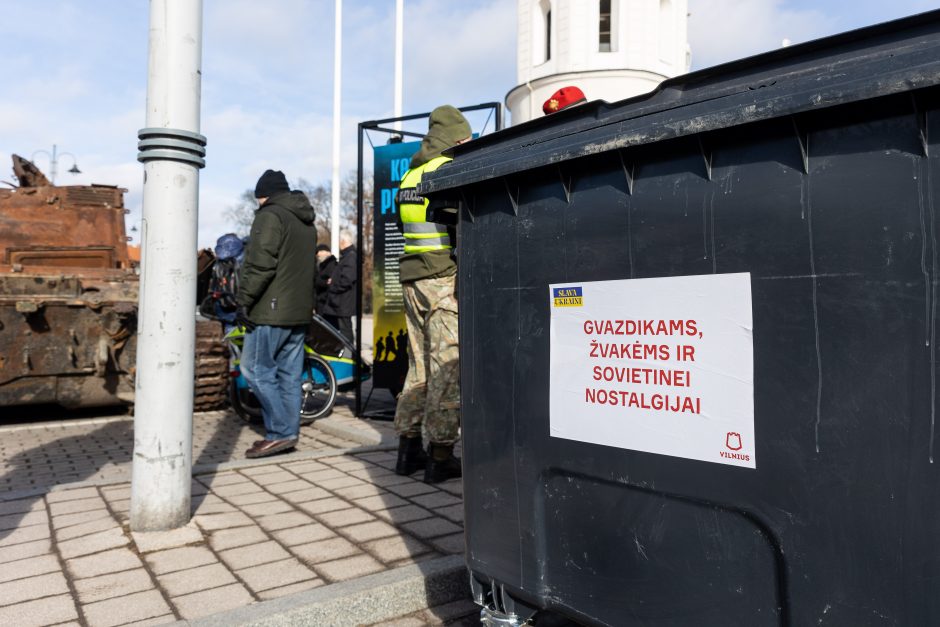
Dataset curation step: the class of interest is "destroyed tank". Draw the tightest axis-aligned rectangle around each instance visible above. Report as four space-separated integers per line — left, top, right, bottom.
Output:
0 155 228 411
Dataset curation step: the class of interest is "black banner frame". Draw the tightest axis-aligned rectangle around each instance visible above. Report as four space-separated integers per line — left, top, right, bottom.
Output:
355 102 503 418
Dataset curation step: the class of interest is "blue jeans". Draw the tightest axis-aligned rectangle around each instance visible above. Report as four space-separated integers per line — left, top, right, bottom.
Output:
241 325 306 441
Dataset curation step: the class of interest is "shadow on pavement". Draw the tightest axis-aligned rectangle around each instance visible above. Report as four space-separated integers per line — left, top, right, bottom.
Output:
0 409 264 541
1 403 130 424
346 439 474 623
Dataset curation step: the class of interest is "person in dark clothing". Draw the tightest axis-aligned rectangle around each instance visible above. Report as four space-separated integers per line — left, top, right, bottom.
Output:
393 105 470 484
315 243 336 315
321 230 357 344
236 169 317 459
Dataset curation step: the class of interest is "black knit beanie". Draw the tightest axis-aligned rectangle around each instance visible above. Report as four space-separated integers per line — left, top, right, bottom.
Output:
254 169 289 198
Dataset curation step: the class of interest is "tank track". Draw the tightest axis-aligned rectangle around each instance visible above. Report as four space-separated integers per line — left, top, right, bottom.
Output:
193 319 229 411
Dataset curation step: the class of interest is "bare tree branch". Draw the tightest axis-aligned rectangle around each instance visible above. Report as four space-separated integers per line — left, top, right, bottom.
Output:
222 170 377 312
221 189 258 238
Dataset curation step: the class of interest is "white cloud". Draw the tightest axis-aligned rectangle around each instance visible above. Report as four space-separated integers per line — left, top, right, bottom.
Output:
402 0 516 113
685 0 940 71
202 0 334 102
687 0 838 70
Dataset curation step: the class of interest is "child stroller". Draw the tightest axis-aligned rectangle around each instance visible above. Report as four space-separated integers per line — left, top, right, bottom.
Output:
225 313 371 424
199 233 371 423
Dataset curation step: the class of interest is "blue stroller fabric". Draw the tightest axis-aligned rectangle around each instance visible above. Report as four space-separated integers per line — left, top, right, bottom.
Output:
215 233 244 261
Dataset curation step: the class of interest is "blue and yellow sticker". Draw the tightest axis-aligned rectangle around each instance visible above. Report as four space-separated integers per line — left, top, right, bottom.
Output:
553 286 583 307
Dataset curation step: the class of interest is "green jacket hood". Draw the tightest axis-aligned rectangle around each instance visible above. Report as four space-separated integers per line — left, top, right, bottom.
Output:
410 105 471 168
260 190 315 224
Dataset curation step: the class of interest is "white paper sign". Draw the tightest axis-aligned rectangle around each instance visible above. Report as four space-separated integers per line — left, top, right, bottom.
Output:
549 273 755 468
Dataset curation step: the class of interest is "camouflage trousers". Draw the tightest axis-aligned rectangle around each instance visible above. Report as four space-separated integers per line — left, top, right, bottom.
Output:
394 274 460 445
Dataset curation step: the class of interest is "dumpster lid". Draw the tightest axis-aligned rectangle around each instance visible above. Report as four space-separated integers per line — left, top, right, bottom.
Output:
421 9 940 195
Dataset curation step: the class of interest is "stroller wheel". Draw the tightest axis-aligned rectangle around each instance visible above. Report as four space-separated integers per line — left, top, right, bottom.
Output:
230 379 264 424
300 354 337 424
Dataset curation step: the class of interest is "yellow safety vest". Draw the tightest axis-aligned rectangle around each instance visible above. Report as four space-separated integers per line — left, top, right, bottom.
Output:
396 156 453 254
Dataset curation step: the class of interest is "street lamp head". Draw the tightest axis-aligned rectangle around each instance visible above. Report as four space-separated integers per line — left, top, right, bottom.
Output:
29 145 80 185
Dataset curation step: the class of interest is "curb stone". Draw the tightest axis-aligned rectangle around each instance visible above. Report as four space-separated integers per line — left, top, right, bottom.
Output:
312 416 397 448
180 555 468 626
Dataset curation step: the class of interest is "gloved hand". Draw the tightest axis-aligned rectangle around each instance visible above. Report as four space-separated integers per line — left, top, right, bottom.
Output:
235 306 256 332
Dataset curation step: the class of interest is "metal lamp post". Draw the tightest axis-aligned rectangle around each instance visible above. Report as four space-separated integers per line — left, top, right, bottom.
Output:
394 0 403 132
331 0 343 255
130 0 206 531
30 145 81 184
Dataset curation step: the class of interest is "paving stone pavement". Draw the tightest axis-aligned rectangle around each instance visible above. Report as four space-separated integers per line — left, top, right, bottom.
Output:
0 435 470 626
0 392 393 494
0 377 477 626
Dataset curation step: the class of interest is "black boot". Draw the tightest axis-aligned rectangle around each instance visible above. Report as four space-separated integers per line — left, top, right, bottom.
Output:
395 435 428 476
424 443 462 484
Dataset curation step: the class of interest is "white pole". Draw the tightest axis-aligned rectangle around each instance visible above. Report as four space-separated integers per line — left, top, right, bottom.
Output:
51 144 59 185
331 0 342 255
393 0 403 131
131 0 205 531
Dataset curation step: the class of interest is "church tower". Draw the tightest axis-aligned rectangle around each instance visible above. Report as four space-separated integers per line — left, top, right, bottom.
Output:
507 0 691 124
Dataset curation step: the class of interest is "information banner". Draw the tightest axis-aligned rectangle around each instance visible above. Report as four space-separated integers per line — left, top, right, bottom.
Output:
549 273 755 468
371 140 420 392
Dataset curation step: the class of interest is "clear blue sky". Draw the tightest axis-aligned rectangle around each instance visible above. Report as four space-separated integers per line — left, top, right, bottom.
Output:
0 0 935 247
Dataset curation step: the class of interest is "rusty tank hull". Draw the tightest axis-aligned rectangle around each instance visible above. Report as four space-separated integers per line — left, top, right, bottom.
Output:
0 273 138 407
0 157 228 411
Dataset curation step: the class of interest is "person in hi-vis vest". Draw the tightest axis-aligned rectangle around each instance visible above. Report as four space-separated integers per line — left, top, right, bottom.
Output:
393 105 471 484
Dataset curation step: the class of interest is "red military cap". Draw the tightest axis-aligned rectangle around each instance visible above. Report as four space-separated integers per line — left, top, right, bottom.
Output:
542 86 587 115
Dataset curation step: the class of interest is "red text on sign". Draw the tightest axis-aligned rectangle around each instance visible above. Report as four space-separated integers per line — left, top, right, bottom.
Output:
589 341 670 361
583 319 699 337
591 365 691 387
584 387 701 414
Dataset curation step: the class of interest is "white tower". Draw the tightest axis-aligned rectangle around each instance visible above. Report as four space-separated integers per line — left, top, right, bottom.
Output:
507 0 691 124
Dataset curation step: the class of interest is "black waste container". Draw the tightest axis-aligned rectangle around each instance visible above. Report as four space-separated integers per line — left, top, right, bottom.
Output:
421 10 940 627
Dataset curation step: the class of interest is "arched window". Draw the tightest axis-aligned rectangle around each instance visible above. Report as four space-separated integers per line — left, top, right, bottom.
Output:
599 0 612 52
545 3 552 61
533 0 552 65
659 0 675 62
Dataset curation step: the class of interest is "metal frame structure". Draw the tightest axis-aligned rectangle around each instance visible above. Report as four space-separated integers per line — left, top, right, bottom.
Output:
354 102 503 417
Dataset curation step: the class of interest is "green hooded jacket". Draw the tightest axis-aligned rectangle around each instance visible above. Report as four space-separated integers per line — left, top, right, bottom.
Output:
237 191 317 326
398 105 471 283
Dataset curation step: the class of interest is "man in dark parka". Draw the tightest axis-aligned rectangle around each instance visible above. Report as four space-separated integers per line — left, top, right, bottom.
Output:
236 169 317 458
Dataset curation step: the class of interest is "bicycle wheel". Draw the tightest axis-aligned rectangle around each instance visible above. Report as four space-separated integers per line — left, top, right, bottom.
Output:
230 378 264 424
300 354 337 424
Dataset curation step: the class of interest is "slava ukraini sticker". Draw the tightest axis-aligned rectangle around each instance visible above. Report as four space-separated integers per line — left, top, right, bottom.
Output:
553 286 583 307
548 273 755 469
